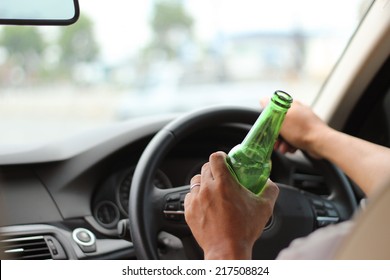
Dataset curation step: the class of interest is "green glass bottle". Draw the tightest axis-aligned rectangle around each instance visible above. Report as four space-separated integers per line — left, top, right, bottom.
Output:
226 90 293 195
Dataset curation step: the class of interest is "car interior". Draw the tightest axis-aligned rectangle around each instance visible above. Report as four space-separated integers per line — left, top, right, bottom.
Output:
0 0 389 260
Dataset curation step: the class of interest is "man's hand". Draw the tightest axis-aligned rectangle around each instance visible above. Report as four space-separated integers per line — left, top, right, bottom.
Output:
261 99 330 158
184 151 279 260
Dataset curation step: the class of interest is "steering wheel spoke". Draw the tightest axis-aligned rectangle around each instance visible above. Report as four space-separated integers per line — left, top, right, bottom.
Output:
152 186 192 237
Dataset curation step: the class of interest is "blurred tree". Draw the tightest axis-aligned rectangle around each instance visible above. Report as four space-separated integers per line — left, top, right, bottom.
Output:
1 26 45 55
58 15 99 68
147 0 193 59
0 26 46 84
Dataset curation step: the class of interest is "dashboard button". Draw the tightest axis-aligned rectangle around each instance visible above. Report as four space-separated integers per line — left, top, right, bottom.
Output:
76 231 91 243
166 194 180 202
165 202 179 211
327 209 339 217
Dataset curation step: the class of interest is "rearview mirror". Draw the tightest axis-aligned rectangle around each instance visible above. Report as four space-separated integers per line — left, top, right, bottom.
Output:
0 0 79 25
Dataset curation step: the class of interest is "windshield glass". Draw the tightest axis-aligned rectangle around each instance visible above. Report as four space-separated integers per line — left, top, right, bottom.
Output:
0 0 373 146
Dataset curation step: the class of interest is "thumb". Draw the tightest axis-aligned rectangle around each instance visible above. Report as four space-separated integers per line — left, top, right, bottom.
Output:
260 179 279 202
260 97 271 110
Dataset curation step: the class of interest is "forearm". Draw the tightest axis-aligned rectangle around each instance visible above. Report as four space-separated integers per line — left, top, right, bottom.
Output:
310 128 390 196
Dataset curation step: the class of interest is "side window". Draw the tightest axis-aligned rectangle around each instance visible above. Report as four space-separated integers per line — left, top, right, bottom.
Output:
355 88 390 148
384 91 390 145
344 57 390 148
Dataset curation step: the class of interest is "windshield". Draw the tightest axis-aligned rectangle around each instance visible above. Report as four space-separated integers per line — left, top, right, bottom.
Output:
0 0 373 146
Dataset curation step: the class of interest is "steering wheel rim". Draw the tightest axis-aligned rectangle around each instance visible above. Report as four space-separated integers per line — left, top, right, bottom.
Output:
129 105 358 260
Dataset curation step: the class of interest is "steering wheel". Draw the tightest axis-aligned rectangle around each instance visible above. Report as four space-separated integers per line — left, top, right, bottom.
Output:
129 106 358 259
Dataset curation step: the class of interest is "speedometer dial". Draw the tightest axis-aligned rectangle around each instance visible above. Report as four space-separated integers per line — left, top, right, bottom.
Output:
117 167 172 216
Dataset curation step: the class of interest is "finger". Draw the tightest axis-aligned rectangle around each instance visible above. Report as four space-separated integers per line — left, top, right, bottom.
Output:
201 162 213 182
274 139 281 150
260 179 279 202
208 151 230 180
189 174 201 194
190 183 201 194
260 96 271 109
278 141 297 154
186 174 201 205
190 174 201 186
184 192 193 214
284 142 297 154
278 142 290 153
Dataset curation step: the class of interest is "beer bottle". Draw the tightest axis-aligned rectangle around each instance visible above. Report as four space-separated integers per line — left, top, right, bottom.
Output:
226 90 293 195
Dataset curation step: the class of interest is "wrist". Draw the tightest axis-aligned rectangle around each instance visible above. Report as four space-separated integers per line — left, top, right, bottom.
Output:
204 241 253 260
306 125 337 159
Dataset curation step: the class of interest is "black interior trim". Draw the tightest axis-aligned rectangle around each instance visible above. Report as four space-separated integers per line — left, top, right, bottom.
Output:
344 55 390 139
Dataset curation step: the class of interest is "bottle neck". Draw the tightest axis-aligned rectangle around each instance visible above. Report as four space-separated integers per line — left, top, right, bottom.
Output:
241 102 288 159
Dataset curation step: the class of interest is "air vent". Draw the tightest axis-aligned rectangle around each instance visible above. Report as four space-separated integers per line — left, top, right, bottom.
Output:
1 235 52 260
292 171 329 195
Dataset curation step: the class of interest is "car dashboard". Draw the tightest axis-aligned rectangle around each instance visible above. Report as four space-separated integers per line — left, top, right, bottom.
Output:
0 112 346 260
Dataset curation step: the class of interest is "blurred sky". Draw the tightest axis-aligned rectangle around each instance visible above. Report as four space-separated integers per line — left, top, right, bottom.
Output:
79 0 365 65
